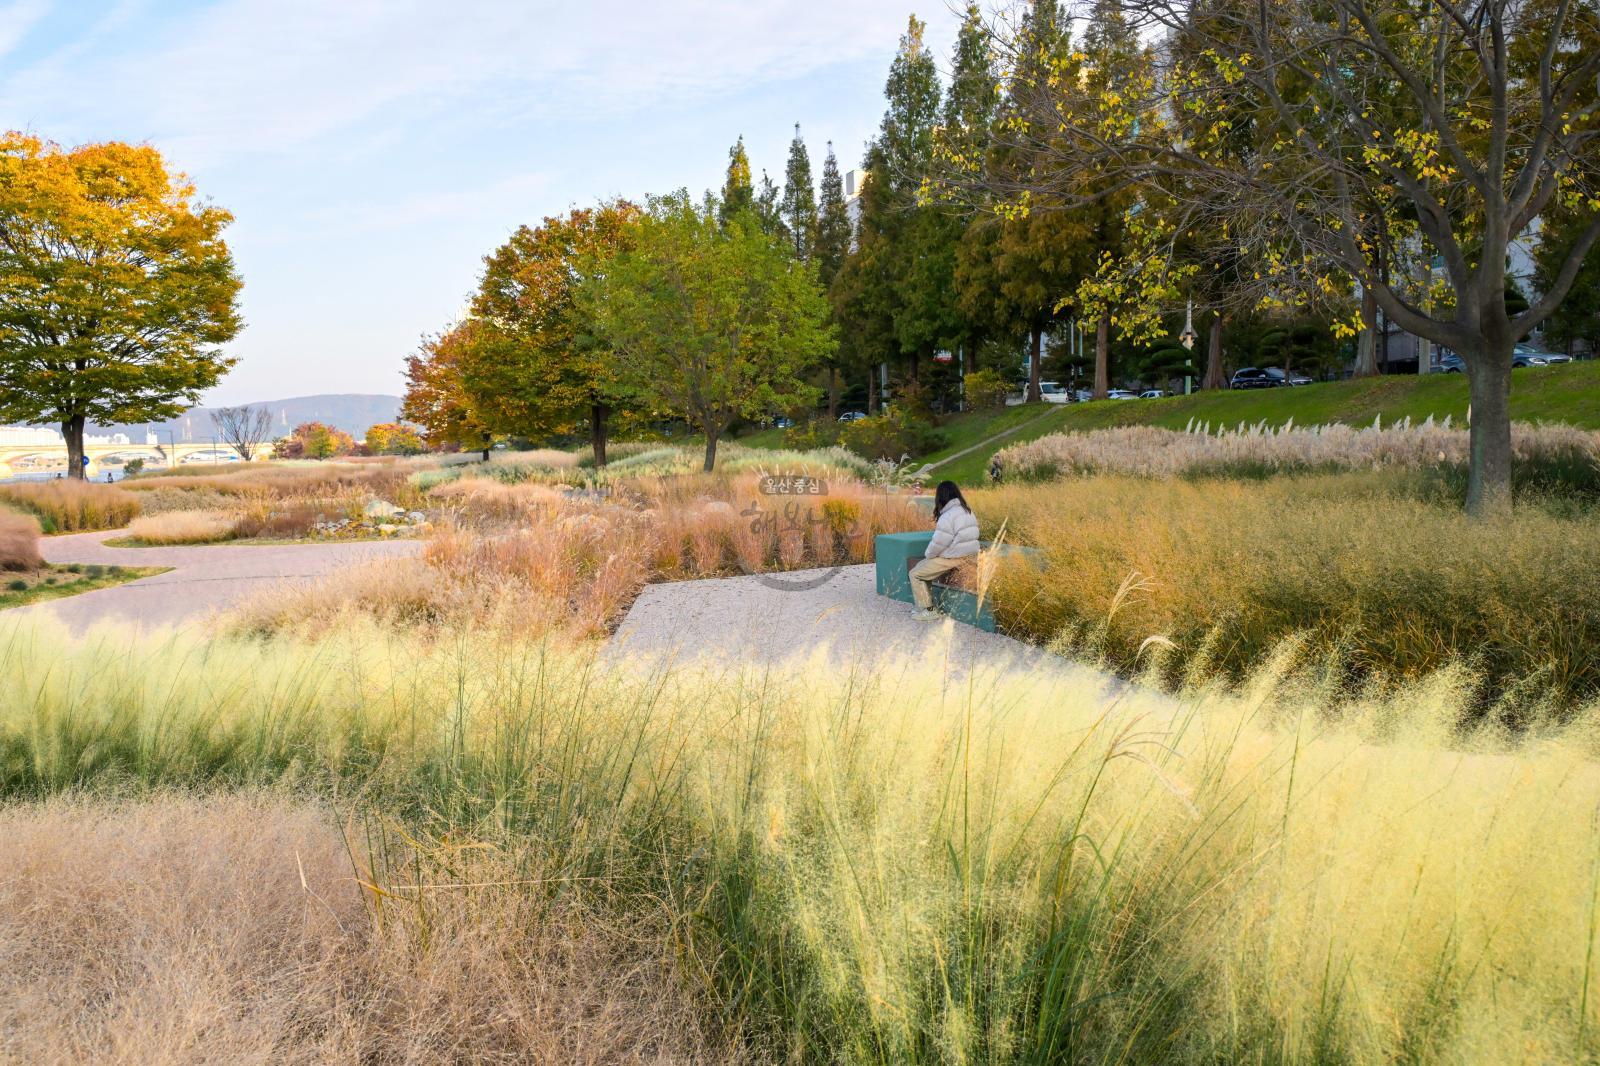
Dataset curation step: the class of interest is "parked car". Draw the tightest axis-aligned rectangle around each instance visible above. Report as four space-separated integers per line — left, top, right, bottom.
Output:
772 416 793 429
1139 389 1166 399
837 410 867 423
1512 347 1550 368
1073 389 1094 402
1438 352 1466 373
1264 367 1314 386
1440 345 1564 372
1229 367 1276 389
1038 381 1072 403
1106 389 1138 400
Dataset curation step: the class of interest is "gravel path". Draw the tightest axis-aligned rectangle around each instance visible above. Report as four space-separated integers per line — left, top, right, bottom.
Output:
16 531 422 634
610 563 1123 696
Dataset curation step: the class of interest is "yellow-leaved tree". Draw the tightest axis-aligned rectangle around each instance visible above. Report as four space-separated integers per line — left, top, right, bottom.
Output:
0 133 242 477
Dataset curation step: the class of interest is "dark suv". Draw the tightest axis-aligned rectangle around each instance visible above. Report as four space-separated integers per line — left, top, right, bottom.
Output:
1229 367 1275 389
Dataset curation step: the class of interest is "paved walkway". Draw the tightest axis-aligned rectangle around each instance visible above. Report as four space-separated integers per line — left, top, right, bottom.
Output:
610 563 1124 697
16 531 422 634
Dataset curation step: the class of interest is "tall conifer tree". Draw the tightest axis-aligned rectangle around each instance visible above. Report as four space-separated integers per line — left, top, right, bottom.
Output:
719 136 754 223
781 124 817 261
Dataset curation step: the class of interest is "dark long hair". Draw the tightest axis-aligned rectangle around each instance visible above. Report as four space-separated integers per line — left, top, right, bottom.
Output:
934 480 969 517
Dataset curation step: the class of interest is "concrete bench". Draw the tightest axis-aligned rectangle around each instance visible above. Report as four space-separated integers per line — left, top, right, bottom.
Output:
874 531 998 631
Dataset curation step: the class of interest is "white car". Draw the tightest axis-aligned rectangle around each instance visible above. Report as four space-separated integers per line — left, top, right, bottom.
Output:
1038 381 1072 404
1106 389 1138 400
1139 389 1166 399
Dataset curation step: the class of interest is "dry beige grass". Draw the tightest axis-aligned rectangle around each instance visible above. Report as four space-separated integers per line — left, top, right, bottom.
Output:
0 510 42 570
0 479 140 532
0 793 737 1065
125 509 241 545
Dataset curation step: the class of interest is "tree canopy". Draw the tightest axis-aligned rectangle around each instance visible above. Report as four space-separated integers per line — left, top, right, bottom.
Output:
0 134 243 477
582 192 832 471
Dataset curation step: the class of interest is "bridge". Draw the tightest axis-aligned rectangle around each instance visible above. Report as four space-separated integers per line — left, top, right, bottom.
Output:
0 441 275 479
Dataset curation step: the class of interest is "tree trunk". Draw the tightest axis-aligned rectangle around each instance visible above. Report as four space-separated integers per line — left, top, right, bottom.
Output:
480 433 491 463
62 414 86 480
1354 287 1380 377
590 401 609 467
1203 313 1227 390
867 369 878 415
1027 323 1043 403
1093 313 1110 400
702 427 720 473
1465 350 1513 516
827 365 839 421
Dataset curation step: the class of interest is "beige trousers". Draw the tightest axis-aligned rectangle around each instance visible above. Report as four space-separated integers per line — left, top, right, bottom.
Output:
909 556 964 609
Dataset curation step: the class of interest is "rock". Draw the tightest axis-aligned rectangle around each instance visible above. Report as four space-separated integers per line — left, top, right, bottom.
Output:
405 510 427 523
364 499 403 520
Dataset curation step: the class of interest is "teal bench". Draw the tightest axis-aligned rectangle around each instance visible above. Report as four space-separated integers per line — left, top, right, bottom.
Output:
874 531 997 632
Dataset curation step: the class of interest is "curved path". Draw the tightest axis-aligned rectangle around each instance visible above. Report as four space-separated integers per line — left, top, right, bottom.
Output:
15 530 422 634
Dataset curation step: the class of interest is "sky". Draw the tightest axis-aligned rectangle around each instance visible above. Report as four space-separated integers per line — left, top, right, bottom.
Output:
0 0 962 405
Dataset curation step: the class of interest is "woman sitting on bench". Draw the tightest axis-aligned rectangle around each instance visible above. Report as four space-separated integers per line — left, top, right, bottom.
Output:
910 480 980 621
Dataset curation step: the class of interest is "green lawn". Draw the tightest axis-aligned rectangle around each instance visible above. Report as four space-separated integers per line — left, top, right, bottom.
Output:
0 564 168 610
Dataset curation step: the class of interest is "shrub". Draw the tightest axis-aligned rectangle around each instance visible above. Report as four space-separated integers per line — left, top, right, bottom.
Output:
974 473 1600 707
839 410 948 461
781 419 841 451
962 366 1011 411
6 579 26 591
0 512 41 571
125 510 240 545
0 481 140 532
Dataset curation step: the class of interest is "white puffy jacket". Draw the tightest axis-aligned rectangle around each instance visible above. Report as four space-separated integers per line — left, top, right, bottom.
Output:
926 501 980 559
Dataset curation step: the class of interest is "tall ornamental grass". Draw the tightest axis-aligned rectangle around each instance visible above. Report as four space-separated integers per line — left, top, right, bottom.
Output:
994 420 1600 494
1 620 1596 1063
0 511 41 570
972 473 1600 707
0 480 140 532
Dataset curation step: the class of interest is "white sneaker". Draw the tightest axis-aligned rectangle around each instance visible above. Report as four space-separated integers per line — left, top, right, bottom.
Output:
911 608 942 622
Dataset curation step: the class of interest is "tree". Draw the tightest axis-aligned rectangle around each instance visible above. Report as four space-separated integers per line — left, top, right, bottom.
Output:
209 405 271 461
966 0 1600 513
781 124 817 260
365 422 424 456
955 0 1091 402
1534 198 1600 356
0 134 243 479
584 192 832 471
720 137 755 224
459 202 639 465
815 144 855 417
402 322 496 455
278 422 354 460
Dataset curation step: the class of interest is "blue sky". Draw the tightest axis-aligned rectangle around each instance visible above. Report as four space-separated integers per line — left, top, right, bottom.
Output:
0 0 961 404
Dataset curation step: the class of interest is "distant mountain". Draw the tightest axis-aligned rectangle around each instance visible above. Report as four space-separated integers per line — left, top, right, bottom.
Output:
90 394 403 443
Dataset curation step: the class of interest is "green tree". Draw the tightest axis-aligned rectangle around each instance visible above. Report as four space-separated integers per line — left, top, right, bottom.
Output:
1534 200 1600 357
850 16 957 393
584 192 832 471
781 124 817 261
459 202 639 465
815 144 854 417
755 169 785 238
0 134 243 478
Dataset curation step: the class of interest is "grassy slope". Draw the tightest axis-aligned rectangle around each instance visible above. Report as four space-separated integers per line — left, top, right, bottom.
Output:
939 360 1600 484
